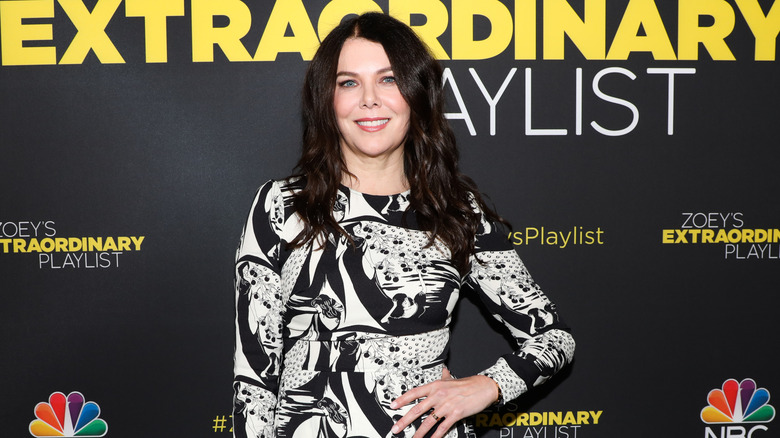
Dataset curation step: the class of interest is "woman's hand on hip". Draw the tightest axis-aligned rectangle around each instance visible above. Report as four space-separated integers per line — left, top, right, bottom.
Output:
390 367 499 438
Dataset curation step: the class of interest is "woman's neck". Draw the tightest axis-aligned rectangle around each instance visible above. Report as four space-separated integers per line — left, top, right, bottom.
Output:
341 158 408 195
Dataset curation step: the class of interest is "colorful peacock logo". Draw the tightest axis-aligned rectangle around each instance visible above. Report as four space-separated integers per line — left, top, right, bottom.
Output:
29 392 108 437
701 378 776 424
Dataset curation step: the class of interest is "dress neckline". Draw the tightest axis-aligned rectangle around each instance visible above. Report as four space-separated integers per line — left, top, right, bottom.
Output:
339 184 411 198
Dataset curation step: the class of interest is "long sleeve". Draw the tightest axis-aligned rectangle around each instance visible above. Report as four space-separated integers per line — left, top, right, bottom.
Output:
465 216 575 404
233 181 287 438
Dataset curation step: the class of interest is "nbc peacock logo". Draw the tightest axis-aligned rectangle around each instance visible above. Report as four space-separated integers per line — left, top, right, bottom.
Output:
29 392 108 437
701 378 775 424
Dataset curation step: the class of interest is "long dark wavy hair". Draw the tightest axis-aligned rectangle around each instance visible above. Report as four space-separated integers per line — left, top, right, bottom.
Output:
290 12 505 274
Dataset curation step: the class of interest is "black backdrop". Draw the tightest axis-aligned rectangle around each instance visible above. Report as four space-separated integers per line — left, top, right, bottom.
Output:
2 1 778 437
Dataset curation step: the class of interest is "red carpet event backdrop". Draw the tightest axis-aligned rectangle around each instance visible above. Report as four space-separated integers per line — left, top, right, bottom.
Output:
1 1 778 437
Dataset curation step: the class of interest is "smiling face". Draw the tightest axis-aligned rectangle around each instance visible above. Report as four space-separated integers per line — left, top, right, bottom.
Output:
334 38 411 169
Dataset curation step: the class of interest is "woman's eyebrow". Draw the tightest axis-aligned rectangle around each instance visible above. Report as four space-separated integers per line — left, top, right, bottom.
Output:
336 66 393 77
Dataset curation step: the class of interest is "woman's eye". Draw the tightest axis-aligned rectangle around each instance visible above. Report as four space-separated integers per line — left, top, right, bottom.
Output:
381 76 396 84
339 79 357 87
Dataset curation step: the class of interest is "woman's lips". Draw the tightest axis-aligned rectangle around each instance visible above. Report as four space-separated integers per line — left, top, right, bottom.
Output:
355 118 389 132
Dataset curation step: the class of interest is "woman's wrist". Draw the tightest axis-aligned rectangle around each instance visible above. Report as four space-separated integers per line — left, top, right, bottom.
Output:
488 376 503 406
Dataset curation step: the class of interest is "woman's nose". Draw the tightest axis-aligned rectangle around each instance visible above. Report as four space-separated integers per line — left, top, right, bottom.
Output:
360 84 380 108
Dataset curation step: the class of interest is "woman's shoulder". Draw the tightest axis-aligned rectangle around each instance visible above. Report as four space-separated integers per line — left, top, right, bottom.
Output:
249 177 305 211
257 176 305 196
247 177 306 243
463 189 510 237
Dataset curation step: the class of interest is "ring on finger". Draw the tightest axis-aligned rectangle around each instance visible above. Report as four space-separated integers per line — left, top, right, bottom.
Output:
431 413 440 422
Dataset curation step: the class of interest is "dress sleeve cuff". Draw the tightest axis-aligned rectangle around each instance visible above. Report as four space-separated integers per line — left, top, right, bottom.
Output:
479 357 528 405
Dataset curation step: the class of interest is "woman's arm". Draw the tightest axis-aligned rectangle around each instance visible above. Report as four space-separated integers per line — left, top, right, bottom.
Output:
391 217 575 438
233 181 287 438
468 245 575 402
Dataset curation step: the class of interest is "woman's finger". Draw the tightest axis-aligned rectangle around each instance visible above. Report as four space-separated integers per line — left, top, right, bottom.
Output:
390 382 427 410
392 375 500 437
391 378 454 435
392 367 453 410
411 405 460 438
428 415 457 438
409 410 442 438
390 390 436 435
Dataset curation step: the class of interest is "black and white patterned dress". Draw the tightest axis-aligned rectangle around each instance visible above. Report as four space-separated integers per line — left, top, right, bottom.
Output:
233 178 574 438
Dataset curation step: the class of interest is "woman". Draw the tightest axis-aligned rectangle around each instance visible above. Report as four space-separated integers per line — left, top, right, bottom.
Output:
233 12 574 438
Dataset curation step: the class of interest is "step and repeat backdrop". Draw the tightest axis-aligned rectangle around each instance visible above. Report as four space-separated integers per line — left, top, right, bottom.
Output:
1 1 778 437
